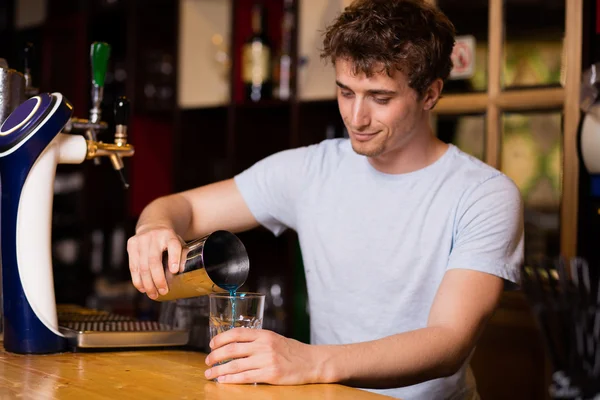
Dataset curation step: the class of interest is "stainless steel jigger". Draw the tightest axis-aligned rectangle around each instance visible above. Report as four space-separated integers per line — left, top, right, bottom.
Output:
154 230 250 301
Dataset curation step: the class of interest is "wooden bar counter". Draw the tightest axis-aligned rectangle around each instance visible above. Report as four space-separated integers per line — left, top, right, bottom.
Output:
0 343 394 399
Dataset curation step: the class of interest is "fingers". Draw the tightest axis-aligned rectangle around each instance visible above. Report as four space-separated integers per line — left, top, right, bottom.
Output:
205 357 261 383
214 370 262 384
209 327 262 350
138 235 159 299
204 330 286 385
206 342 253 367
166 237 184 274
149 233 170 295
127 238 144 293
126 227 184 299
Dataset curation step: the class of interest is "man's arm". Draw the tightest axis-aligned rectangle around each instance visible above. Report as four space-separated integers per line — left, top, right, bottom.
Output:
205 268 504 387
135 178 259 239
128 178 259 299
317 268 503 388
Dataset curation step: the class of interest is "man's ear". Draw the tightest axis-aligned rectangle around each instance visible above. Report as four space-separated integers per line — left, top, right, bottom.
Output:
422 79 444 111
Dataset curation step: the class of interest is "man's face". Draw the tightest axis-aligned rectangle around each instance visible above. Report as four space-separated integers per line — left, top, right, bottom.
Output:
335 59 429 159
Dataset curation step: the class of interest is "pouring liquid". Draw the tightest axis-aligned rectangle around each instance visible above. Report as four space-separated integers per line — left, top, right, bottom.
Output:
218 284 239 329
229 288 237 330
210 286 239 372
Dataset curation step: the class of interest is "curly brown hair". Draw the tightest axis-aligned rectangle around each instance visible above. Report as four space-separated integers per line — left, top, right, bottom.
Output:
321 0 456 98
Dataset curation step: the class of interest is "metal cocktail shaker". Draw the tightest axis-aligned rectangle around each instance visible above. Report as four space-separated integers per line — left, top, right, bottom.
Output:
154 230 250 301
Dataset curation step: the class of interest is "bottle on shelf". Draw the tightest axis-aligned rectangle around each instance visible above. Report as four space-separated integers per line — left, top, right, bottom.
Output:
274 0 294 100
242 2 273 102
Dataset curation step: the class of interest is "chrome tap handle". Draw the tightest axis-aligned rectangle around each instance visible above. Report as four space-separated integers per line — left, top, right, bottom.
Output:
114 96 130 145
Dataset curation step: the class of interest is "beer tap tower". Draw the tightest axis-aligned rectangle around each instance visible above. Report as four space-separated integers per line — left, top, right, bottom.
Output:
62 42 132 186
0 42 187 354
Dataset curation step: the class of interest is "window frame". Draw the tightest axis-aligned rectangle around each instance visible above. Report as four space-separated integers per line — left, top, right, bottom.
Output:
432 0 582 258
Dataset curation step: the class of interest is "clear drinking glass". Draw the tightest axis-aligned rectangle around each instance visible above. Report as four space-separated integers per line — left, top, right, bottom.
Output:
209 292 265 373
209 292 265 339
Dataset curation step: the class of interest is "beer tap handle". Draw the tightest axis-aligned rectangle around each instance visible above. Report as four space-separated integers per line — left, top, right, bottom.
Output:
114 96 130 143
88 42 110 165
91 42 110 93
113 96 130 189
88 42 110 136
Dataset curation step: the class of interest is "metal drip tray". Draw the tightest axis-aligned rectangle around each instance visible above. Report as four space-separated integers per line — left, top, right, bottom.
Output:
57 305 190 349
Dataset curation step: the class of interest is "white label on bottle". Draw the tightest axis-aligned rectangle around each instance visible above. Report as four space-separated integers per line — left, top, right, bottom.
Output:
242 43 271 85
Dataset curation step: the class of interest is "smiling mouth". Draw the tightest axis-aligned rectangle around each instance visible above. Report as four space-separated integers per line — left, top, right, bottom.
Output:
351 131 379 142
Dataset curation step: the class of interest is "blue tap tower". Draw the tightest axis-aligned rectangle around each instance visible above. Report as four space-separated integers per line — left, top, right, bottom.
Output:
0 93 84 353
0 42 135 354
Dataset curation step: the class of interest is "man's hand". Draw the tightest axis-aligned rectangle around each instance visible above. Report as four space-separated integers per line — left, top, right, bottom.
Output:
204 328 322 385
126 226 186 299
203 269 504 389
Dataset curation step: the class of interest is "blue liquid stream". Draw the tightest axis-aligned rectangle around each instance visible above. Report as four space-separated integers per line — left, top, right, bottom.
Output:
219 285 239 329
229 289 236 329
213 286 239 372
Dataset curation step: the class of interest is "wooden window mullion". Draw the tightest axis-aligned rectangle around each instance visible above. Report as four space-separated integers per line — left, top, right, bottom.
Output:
485 0 503 169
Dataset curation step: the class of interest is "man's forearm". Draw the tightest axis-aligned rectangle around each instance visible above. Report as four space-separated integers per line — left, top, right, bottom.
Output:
136 194 194 239
315 326 469 389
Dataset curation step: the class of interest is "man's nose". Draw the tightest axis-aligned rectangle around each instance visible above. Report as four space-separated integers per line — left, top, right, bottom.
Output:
351 100 371 128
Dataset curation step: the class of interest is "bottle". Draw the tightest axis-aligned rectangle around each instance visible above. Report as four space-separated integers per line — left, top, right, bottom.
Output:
243 2 272 102
274 0 294 100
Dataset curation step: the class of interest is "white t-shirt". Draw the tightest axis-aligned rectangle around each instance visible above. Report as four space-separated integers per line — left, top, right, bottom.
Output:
234 139 524 399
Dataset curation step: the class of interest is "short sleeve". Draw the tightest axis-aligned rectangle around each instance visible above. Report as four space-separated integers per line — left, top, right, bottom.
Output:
233 146 311 236
446 174 525 289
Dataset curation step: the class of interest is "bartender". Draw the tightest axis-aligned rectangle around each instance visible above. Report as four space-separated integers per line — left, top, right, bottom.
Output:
126 0 524 399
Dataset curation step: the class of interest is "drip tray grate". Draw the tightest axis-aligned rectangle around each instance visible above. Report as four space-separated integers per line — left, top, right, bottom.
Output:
61 320 174 332
57 305 189 349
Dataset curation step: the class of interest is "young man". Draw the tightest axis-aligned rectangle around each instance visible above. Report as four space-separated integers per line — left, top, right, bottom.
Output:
126 0 524 398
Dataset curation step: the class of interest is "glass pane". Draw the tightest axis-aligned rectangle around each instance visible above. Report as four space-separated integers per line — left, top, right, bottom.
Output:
503 0 565 89
437 0 488 93
434 114 485 160
501 112 562 262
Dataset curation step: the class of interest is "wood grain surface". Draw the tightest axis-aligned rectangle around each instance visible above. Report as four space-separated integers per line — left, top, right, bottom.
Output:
0 344 394 399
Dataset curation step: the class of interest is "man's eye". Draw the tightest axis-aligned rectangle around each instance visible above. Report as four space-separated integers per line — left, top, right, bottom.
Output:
340 91 354 98
374 97 390 105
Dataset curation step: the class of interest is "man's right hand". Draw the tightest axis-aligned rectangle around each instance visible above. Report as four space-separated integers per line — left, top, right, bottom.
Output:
125 179 260 299
126 226 185 299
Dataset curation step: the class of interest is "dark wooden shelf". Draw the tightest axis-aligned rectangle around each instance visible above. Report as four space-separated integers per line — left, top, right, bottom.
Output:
233 99 293 109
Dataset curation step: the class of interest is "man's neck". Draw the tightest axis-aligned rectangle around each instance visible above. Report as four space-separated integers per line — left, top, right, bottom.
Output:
367 128 449 175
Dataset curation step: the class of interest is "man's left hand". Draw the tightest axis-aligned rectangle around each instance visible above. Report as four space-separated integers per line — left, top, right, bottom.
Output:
204 328 321 385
